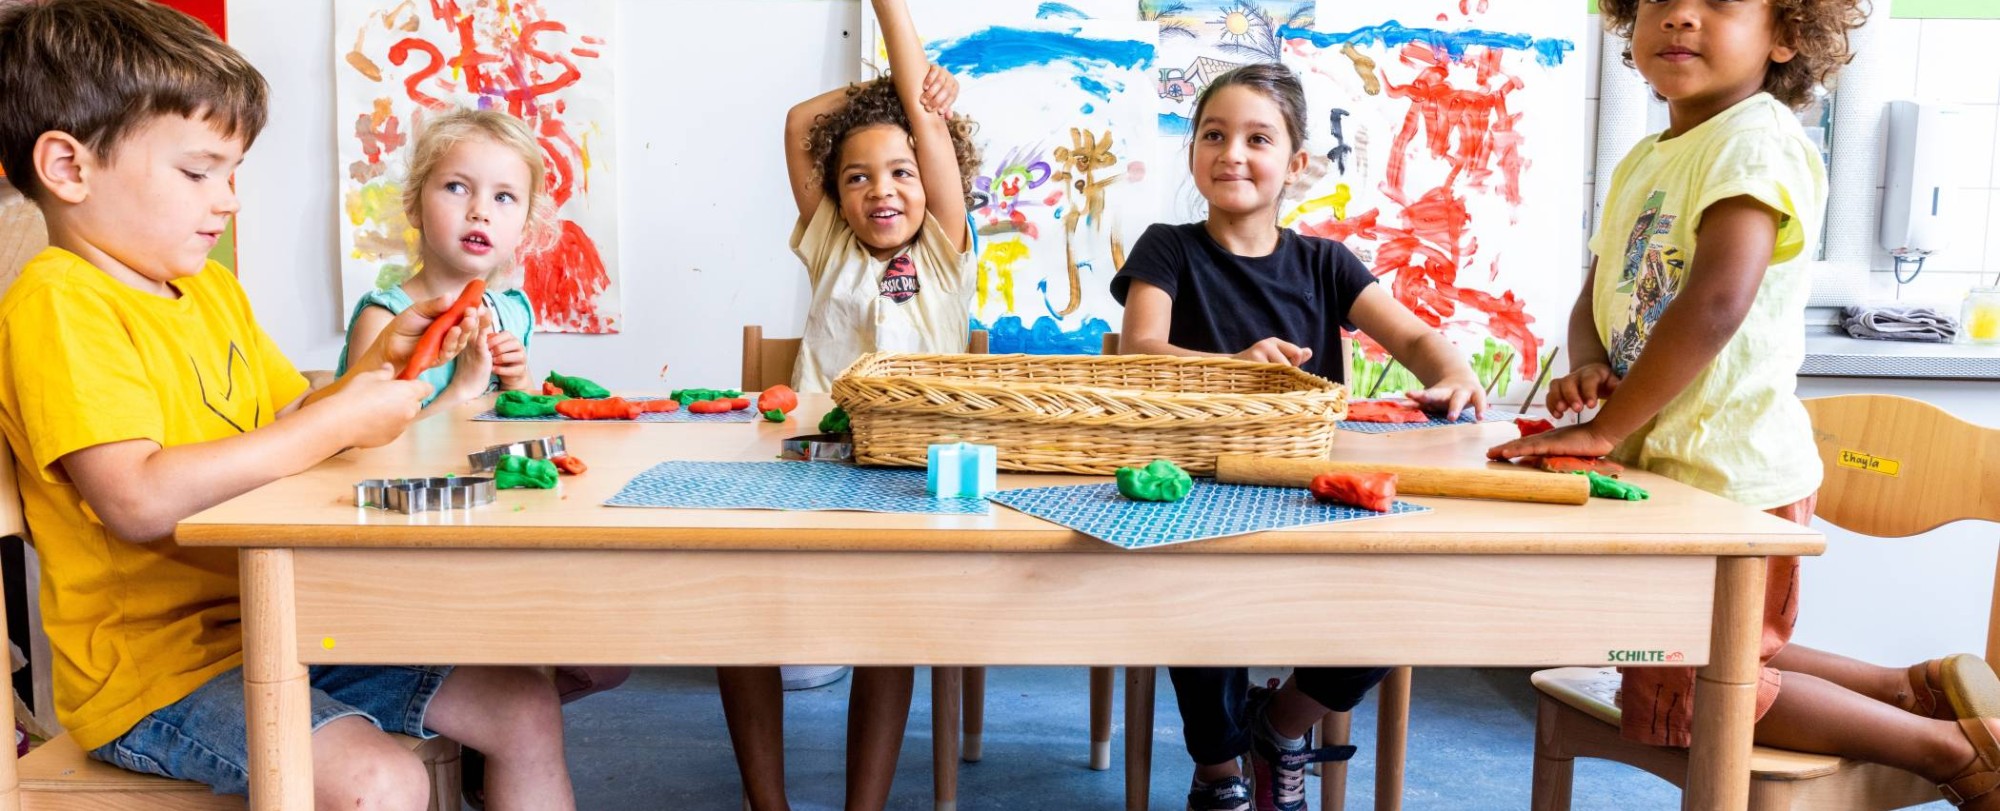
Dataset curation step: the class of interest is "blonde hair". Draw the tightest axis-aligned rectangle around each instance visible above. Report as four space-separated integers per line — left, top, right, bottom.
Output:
401 108 557 278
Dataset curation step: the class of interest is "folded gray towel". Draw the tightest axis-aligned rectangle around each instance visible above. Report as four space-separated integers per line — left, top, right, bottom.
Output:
1841 305 1959 343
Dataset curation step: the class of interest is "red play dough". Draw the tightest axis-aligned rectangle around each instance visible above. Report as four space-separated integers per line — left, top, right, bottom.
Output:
1344 400 1429 423
1308 472 1398 512
1527 456 1625 476
1514 417 1556 436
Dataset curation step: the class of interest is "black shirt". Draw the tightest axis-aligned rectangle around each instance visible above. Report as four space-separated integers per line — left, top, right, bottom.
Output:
1110 223 1378 382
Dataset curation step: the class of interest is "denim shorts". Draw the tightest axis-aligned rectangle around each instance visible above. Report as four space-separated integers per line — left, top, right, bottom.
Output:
89 664 452 796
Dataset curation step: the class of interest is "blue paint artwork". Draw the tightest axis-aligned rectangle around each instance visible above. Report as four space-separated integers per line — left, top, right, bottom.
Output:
1159 112 1191 137
931 26 1154 78
1277 21 1574 67
1034 2 1089 19
974 315 1113 354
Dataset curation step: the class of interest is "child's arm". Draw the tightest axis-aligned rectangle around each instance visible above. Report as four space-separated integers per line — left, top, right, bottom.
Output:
873 0 969 252
1119 279 1313 364
337 301 494 418
1489 197 1779 461
1346 284 1487 417
785 84 857 224
1545 260 1619 418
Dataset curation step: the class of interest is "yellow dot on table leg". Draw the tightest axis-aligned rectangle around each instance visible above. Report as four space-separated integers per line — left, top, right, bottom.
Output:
321 637 336 650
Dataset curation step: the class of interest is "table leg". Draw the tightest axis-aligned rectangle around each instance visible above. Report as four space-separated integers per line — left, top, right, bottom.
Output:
1375 667 1410 811
1090 666 1115 771
962 667 985 763
932 667 962 811
1317 711 1351 811
1684 556 1765 811
243 549 312 811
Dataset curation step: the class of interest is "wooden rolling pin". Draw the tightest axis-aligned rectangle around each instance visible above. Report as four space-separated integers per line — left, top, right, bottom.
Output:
1215 454 1590 506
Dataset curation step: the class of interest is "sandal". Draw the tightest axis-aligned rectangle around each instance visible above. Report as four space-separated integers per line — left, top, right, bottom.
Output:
1909 657 1962 720
1938 656 2000 808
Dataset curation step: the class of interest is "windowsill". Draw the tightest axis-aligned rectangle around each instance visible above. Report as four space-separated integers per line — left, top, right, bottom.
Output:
1800 328 2000 379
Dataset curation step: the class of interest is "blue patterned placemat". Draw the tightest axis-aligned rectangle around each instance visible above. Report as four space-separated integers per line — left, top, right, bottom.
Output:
605 461 989 515
989 480 1427 549
474 395 761 424
1337 400 1518 434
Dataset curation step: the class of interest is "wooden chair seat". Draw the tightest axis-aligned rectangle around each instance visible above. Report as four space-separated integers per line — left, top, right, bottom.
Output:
15 730 461 810
1531 667 1938 808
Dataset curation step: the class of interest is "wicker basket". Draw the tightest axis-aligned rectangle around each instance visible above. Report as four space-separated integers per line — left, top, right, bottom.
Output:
829 353 1347 475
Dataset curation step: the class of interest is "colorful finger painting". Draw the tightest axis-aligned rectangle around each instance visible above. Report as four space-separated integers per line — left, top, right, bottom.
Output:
334 0 621 333
864 3 1157 355
1281 3 1585 399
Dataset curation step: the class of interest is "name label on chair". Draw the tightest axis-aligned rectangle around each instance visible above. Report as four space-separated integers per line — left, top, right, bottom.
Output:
1838 449 1901 477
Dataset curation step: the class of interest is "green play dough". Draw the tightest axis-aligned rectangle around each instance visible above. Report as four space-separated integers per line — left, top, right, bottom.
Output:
495 390 564 417
1116 459 1193 502
495 454 558 490
669 387 742 406
818 405 851 434
1578 470 1649 501
545 371 609 399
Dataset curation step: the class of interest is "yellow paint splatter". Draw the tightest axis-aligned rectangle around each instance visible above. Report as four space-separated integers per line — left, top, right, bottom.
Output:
1281 183 1352 227
977 239 1029 313
342 180 403 228
321 637 336 650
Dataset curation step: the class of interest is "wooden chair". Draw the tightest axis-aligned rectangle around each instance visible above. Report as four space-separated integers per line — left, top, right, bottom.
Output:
1102 331 1412 811
0 187 462 811
1530 394 2000 810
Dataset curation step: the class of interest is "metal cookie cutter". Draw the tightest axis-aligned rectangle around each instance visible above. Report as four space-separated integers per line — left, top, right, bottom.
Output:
355 477 497 513
468 435 567 473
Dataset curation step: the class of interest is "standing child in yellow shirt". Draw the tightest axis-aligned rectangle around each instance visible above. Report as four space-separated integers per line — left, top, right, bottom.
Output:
0 1 575 807
1490 2 2000 806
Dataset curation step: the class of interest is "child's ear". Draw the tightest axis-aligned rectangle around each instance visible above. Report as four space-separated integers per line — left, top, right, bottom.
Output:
1770 42 1797 64
1286 148 1310 185
32 132 91 204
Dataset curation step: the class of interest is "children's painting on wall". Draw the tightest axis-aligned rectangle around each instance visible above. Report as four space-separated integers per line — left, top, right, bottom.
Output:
333 0 621 333
864 2 1158 354
1279 2 1584 399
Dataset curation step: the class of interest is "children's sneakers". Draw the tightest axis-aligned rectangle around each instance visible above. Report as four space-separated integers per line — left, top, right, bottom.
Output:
1246 686 1358 811
1186 774 1253 811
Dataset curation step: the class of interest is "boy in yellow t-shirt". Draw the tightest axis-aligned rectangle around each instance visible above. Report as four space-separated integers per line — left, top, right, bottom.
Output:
0 1 574 806
1491 1 2000 806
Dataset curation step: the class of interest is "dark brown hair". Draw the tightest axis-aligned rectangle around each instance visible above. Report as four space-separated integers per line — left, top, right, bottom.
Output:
807 76 981 209
1600 0 1868 109
1189 63 1310 155
0 0 269 200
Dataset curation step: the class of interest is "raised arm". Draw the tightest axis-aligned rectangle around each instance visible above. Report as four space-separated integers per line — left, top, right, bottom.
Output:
784 84 858 224
871 0 968 251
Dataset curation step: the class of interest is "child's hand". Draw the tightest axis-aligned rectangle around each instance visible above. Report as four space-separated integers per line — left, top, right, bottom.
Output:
328 365 431 448
369 297 486 375
920 64 958 117
1548 362 1620 418
443 321 497 402
1486 421 1619 464
488 331 531 391
1404 374 1488 420
1234 337 1312 367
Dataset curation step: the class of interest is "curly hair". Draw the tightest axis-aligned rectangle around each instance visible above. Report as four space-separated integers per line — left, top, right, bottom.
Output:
807 76 981 209
1600 0 1868 110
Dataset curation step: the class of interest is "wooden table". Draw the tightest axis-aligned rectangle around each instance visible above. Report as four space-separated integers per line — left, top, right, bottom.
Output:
177 395 1822 811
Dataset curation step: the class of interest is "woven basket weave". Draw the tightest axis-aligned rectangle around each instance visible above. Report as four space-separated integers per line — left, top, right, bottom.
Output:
830 353 1347 475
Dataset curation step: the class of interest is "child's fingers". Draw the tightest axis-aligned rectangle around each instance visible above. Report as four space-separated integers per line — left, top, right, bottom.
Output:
1464 387 1488 419
1292 346 1313 366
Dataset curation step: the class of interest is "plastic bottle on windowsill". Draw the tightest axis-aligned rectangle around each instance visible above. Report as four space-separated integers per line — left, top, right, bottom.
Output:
1961 286 2000 345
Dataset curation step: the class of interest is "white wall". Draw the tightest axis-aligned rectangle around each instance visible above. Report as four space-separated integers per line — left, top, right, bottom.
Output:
230 0 860 389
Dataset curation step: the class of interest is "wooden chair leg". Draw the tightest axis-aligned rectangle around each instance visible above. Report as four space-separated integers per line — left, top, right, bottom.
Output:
962 666 985 763
1374 667 1411 811
932 667 962 811
1318 711 1352 811
1090 666 1115 771
1126 667 1156 811
1531 695 1576 811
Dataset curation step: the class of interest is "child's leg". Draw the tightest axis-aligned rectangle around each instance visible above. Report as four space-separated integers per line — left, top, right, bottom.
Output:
844 665 914 811
1755 670 1972 782
1768 644 1926 709
422 666 574 811
1264 668 1391 740
311 715 434 810
718 666 790 811
554 665 634 704
1167 667 1254 781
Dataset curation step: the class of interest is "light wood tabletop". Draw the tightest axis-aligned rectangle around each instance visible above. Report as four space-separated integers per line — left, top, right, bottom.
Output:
177 393 1820 811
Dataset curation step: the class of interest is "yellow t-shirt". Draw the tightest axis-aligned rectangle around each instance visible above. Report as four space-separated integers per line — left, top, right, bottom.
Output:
0 248 308 749
790 198 975 393
1588 93 1825 509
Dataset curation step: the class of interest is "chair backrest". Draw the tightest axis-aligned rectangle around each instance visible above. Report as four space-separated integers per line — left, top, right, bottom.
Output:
741 325 993 392
1802 394 1998 538
1 187 40 539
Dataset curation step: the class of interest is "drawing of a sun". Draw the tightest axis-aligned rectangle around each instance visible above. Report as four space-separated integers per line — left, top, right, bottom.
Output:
1213 2 1264 48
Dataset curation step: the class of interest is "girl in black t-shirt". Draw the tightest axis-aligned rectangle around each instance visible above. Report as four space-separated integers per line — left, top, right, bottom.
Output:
1109 64 1487 811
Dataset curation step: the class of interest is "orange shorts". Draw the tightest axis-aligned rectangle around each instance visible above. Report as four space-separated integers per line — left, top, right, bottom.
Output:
1618 493 1815 747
